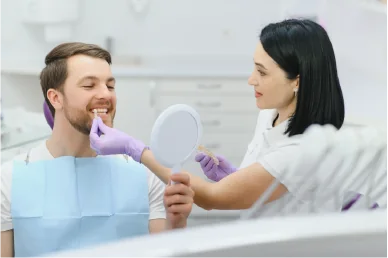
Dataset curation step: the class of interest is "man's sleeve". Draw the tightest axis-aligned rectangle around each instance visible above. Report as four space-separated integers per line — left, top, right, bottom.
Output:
1 162 13 232
147 170 166 220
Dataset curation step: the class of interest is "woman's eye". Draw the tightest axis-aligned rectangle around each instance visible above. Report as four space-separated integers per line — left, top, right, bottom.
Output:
257 70 266 76
107 86 115 90
83 86 93 88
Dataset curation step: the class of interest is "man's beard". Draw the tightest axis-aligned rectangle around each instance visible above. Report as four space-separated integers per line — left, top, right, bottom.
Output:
63 98 115 135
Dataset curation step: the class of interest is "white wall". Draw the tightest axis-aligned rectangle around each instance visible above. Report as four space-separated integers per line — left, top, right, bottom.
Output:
1 0 286 62
2 0 384 60
322 0 387 123
1 0 386 123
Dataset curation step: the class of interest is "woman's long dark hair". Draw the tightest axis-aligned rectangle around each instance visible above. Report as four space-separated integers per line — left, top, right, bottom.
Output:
260 19 345 136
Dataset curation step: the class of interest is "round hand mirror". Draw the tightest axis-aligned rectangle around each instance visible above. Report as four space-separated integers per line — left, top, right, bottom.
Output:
150 104 202 175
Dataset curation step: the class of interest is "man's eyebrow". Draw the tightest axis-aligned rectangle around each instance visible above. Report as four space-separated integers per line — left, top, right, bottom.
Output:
78 76 97 84
78 76 116 84
107 77 116 83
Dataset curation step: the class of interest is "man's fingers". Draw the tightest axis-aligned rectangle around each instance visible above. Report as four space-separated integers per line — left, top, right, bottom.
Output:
164 182 194 198
170 173 190 186
164 195 193 207
166 203 192 214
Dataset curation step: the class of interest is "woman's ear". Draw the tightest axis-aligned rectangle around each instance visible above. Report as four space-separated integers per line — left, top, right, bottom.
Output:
292 75 300 93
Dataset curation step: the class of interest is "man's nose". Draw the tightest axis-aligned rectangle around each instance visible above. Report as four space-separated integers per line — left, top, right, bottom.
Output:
95 85 112 99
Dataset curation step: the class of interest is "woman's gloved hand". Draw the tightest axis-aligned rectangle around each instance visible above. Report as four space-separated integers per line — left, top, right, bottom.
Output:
195 153 237 182
89 117 147 162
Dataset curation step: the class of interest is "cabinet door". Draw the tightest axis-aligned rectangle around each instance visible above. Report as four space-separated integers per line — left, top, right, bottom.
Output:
114 78 155 145
1 74 44 113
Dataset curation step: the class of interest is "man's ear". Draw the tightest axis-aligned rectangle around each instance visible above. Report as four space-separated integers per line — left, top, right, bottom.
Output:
47 89 63 111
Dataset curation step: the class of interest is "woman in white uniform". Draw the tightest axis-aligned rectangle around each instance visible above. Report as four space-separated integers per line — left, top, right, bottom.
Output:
89 19 346 216
196 109 291 181
195 18 345 182
195 20 377 210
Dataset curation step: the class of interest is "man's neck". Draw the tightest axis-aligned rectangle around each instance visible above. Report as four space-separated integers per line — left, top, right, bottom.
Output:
46 120 96 158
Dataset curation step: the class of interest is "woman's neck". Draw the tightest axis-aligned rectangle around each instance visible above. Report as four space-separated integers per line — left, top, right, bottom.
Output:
274 100 296 127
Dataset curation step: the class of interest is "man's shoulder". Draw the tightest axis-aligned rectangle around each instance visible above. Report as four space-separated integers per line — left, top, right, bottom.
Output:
1 152 30 204
2 152 29 176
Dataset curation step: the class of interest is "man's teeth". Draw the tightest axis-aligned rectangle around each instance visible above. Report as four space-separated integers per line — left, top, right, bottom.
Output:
92 108 108 113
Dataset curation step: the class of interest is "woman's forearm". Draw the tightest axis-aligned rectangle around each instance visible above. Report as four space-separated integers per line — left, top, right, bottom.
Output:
140 149 285 211
140 149 171 183
140 149 215 210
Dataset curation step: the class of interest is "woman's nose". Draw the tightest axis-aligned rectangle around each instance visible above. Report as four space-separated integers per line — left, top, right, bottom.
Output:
248 73 257 86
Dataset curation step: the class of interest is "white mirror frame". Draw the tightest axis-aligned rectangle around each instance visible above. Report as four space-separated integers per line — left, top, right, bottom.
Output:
150 104 203 174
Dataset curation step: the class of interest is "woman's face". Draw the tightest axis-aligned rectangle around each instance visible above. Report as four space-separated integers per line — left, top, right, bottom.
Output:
248 42 298 111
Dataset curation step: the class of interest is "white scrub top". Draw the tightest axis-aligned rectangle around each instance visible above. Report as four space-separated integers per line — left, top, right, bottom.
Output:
239 109 289 169
238 109 342 218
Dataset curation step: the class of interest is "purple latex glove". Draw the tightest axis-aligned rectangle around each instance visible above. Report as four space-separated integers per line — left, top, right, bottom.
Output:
342 193 379 211
195 153 237 182
43 101 54 129
89 117 147 163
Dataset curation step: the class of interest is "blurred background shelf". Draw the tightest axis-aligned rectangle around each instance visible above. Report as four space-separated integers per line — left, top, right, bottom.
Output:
359 0 387 14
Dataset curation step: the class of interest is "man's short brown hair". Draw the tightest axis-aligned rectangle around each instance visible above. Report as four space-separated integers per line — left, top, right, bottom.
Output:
40 42 112 117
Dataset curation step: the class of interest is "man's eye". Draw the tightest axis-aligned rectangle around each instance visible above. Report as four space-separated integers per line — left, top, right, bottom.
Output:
107 86 115 89
83 85 93 88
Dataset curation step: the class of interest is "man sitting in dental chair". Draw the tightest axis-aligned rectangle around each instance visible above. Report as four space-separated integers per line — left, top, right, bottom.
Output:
1 42 194 257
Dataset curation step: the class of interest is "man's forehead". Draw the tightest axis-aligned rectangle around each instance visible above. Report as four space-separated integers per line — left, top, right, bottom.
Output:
66 55 112 80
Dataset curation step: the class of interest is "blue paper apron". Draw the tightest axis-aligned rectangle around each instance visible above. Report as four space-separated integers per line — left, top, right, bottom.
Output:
11 153 150 257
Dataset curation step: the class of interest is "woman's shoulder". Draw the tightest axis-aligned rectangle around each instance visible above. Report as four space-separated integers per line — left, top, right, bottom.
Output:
249 109 278 145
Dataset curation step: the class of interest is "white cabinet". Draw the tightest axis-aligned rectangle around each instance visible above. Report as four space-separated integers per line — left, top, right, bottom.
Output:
156 95 256 113
155 78 252 94
114 76 258 165
152 77 258 217
114 78 155 145
1 74 44 113
154 77 258 167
